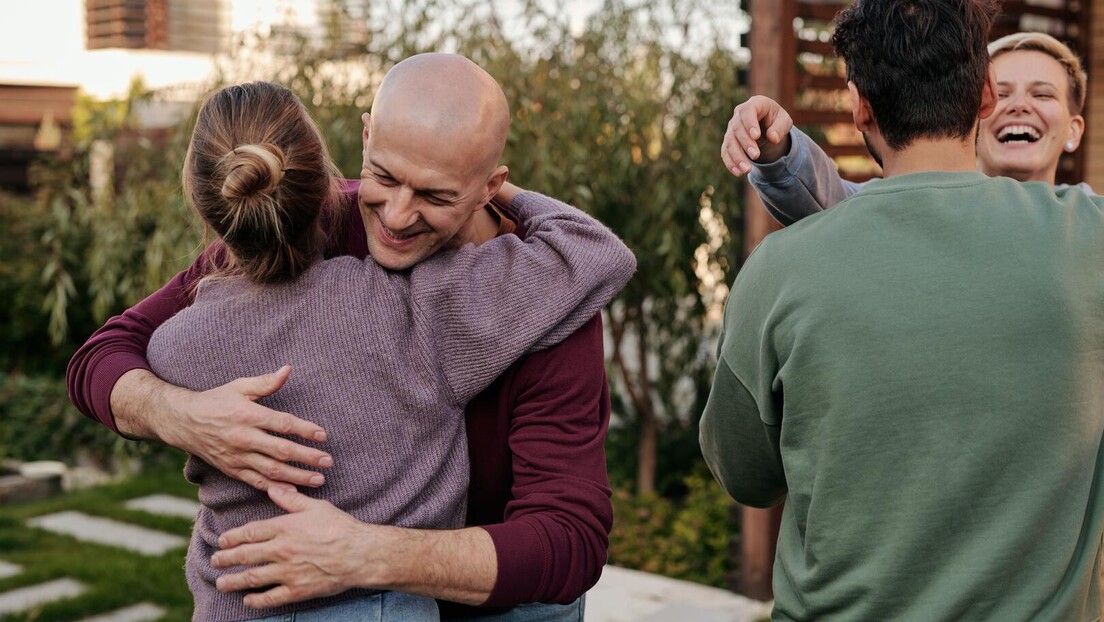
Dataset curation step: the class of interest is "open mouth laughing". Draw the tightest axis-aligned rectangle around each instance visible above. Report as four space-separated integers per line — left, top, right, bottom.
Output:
376 218 431 247
997 125 1041 144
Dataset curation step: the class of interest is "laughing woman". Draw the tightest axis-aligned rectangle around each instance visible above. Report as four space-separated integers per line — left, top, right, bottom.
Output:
720 31 1091 225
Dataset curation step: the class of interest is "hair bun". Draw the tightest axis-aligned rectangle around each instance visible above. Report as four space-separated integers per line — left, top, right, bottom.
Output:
221 143 287 201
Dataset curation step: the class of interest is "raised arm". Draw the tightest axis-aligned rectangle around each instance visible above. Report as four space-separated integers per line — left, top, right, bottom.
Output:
722 95 866 226
66 243 332 490
413 188 636 405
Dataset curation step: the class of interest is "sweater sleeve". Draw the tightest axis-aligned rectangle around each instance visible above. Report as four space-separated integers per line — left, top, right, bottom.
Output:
481 314 613 607
699 244 787 508
65 244 226 433
411 191 636 405
749 128 868 226
699 357 786 508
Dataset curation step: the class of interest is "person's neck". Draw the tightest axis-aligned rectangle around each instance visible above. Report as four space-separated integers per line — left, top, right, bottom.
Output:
980 165 1057 185
456 205 501 246
880 137 980 178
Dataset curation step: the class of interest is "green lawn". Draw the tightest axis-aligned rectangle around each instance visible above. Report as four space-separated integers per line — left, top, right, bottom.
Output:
0 462 197 621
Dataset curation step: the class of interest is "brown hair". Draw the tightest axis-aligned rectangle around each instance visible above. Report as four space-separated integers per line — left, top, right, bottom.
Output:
184 82 340 284
989 32 1087 114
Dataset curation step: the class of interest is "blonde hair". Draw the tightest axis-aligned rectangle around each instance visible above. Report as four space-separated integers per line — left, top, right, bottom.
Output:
988 32 1087 114
184 82 341 284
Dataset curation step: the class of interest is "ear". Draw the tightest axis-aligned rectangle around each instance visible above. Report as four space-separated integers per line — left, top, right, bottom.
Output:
361 112 372 150
978 66 997 120
1066 115 1086 152
480 165 509 207
847 81 874 132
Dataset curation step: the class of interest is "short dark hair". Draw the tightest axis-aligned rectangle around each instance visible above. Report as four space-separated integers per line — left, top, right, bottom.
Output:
831 0 1000 150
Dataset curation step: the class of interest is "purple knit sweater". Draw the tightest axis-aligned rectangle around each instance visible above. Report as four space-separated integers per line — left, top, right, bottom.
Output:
146 191 636 621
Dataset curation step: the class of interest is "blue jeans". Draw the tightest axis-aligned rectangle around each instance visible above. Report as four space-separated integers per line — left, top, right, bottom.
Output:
251 592 439 621
443 596 584 622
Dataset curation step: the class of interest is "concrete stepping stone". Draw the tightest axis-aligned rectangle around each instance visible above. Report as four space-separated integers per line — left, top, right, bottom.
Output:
78 602 166 622
124 494 200 519
587 565 772 622
0 577 85 615
27 511 187 556
638 604 747 622
0 560 22 580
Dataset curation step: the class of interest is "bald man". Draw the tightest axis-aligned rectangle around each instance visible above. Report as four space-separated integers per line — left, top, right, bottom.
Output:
67 54 614 621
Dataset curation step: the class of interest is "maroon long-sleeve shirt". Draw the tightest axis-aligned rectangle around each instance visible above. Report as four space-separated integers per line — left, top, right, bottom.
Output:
66 180 613 612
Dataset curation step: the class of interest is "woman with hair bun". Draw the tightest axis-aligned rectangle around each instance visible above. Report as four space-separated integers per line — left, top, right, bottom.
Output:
146 81 635 621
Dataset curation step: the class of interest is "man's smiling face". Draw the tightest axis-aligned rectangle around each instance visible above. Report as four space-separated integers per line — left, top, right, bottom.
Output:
358 116 489 271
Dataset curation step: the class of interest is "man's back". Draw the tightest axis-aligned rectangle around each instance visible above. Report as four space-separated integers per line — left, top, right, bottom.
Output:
702 171 1104 620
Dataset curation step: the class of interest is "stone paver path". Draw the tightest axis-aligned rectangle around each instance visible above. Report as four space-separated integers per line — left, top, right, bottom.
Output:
77 602 166 622
0 560 22 580
0 578 85 615
28 511 188 555
587 565 771 622
124 494 200 519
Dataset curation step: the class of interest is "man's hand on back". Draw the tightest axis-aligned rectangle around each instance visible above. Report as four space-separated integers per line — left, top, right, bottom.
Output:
112 366 333 491
212 486 498 607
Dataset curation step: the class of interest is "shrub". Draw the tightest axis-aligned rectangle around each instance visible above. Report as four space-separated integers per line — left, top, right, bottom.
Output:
608 473 738 588
0 372 176 470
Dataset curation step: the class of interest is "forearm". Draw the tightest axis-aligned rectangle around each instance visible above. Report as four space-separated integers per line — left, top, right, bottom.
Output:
110 368 191 442
360 525 497 605
68 247 224 432
750 128 864 226
492 181 522 210
482 315 613 606
700 357 787 508
421 191 635 404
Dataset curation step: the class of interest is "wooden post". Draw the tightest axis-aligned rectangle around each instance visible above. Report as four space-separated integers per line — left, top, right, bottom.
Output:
737 0 795 602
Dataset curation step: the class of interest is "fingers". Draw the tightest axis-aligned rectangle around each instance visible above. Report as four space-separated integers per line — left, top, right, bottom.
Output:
219 518 280 549
259 409 327 444
215 563 281 594
233 454 325 490
243 585 297 610
722 96 793 176
764 107 794 145
211 540 277 569
266 485 316 513
233 365 292 400
722 115 758 177
229 468 278 492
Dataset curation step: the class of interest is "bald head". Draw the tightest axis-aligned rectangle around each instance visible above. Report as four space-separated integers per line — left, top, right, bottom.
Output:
371 53 510 178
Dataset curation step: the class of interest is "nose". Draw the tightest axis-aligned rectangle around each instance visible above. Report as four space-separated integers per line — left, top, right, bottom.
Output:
1006 90 1031 114
377 187 419 231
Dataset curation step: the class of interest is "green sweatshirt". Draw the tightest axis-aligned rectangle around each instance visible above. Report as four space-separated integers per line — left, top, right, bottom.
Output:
701 172 1104 621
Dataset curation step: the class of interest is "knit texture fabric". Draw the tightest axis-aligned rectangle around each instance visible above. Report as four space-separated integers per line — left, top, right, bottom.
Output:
147 191 636 621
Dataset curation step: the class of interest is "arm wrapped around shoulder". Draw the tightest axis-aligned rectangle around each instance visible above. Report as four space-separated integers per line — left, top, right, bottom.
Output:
412 190 636 405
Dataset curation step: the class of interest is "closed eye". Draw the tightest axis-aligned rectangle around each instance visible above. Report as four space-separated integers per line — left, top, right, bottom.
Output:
372 172 399 186
420 193 455 206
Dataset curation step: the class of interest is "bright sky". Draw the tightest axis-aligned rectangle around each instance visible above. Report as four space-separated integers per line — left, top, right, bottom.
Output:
0 0 603 98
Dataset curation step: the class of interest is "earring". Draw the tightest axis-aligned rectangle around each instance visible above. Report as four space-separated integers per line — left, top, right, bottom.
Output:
1065 141 1076 152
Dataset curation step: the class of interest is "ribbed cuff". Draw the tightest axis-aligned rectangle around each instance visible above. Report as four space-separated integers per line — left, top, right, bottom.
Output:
91 353 152 435
480 521 547 608
750 127 807 184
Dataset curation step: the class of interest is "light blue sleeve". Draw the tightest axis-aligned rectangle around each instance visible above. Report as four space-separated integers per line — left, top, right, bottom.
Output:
748 128 869 226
